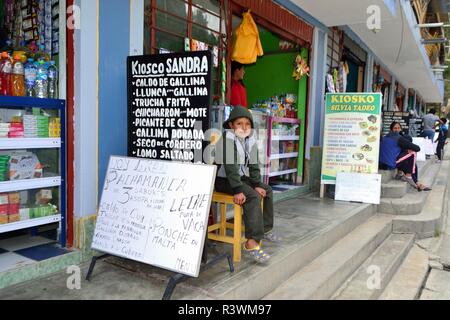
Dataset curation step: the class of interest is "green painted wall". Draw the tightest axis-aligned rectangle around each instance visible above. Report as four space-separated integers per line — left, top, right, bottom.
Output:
243 46 309 181
297 47 309 180
245 52 298 107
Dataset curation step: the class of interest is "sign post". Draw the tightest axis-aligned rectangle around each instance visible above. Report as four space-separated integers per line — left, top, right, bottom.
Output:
321 93 382 196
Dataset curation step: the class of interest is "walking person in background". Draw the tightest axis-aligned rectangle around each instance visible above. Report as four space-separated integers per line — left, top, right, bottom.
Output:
421 108 443 141
435 118 448 162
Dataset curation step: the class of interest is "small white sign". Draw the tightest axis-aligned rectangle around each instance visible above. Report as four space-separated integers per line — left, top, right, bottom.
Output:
335 172 381 205
424 138 435 155
412 137 426 162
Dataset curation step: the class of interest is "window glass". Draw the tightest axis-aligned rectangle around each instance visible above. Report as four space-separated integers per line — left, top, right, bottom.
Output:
156 0 188 18
155 31 185 52
192 7 221 33
156 11 188 38
192 24 220 46
193 0 220 15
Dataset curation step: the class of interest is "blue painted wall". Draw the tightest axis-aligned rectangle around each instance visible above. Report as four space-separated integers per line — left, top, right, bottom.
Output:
314 30 326 146
98 0 130 193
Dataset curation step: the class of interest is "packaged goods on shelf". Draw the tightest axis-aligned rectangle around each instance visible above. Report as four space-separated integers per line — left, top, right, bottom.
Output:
9 151 42 180
0 160 9 181
30 203 57 218
252 93 298 118
0 194 8 205
48 117 60 137
8 122 24 138
8 212 20 222
19 190 28 204
0 123 11 137
0 193 7 224
8 192 20 204
19 207 30 220
36 188 52 204
8 213 20 223
23 114 49 137
0 213 7 224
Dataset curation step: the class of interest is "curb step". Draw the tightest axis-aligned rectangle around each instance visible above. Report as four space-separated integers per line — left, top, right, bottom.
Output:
393 161 450 239
263 214 392 300
200 204 376 300
379 162 440 215
332 233 415 300
379 245 429 300
380 170 395 184
381 180 408 199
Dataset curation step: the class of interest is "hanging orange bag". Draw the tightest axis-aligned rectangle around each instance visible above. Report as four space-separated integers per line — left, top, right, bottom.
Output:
231 11 264 64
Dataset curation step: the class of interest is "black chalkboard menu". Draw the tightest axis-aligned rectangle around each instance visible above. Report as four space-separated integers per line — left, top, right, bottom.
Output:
409 117 424 137
382 111 410 136
127 51 212 162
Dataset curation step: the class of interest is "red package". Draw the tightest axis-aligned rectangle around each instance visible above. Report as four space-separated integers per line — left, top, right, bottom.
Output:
0 204 8 215
8 203 19 215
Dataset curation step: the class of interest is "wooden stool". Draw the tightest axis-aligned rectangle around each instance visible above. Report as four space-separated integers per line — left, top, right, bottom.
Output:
208 192 244 263
208 191 263 263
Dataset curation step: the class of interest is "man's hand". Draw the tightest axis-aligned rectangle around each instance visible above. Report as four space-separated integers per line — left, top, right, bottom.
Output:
234 193 246 205
255 187 267 198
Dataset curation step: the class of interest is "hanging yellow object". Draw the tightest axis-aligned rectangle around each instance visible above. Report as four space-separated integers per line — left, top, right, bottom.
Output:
231 11 264 64
292 55 310 80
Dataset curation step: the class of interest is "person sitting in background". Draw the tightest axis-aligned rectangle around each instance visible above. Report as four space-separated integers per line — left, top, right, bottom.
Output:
435 118 448 162
379 122 421 189
401 132 432 192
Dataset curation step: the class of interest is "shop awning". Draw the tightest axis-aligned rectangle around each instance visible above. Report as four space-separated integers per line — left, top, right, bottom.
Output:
290 0 444 103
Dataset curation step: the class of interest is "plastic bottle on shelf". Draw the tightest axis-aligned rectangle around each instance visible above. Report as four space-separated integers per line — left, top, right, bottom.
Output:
1 40 14 57
10 55 26 97
24 59 37 97
47 61 58 99
0 52 12 95
35 60 48 98
35 44 50 62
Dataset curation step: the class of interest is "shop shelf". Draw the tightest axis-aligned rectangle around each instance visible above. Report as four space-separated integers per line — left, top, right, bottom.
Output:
272 135 300 141
270 152 299 160
0 214 61 234
271 117 301 124
0 96 66 247
0 177 61 193
269 168 298 177
0 138 61 149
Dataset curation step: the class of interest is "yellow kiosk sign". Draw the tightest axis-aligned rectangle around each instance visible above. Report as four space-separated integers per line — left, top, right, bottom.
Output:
321 93 382 184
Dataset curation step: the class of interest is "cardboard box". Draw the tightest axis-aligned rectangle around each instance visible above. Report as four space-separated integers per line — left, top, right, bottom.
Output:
8 214 20 223
9 152 42 180
8 192 20 204
36 189 52 204
0 214 7 224
8 203 19 215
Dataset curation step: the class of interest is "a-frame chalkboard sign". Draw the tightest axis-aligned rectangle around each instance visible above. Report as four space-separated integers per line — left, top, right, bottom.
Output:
86 156 233 299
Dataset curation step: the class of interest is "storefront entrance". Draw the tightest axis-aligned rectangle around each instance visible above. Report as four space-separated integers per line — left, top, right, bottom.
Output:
0 0 70 276
233 22 309 190
143 0 313 193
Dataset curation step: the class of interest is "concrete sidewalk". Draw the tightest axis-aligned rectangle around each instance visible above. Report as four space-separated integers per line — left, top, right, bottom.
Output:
0 193 371 300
